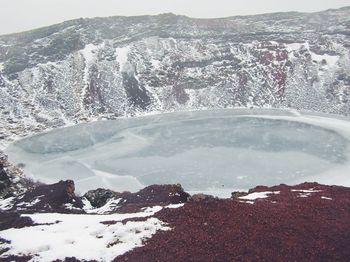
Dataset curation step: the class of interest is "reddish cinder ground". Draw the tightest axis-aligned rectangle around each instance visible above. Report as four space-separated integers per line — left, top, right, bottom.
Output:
117 183 350 262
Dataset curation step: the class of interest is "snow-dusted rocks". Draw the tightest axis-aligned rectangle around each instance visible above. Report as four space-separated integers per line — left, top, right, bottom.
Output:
83 184 190 214
0 151 34 199
1 8 350 144
7 180 84 214
83 188 118 208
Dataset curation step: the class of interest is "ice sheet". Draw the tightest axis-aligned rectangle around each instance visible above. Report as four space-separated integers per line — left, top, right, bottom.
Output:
5 109 350 195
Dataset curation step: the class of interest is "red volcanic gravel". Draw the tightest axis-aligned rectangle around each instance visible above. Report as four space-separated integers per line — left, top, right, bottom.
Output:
116 183 350 262
115 184 190 213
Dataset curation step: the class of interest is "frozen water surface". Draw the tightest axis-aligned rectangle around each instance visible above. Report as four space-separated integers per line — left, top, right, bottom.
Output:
5 109 350 196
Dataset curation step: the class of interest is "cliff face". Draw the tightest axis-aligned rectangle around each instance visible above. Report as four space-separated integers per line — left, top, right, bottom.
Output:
0 8 350 143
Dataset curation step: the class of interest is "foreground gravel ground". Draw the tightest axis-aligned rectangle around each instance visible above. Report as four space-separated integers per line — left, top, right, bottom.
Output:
117 182 350 262
0 181 349 261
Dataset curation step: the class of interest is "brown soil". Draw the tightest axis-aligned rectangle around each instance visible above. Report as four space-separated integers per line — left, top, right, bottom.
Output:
116 183 350 262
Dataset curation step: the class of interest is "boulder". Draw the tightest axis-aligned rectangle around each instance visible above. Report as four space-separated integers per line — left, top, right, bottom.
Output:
83 188 118 208
10 180 84 213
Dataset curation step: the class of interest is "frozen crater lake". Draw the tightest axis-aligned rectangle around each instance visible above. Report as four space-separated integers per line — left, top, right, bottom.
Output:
5 109 350 196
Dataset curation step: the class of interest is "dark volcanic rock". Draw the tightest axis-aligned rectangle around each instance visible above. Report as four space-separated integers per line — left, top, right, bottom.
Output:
83 188 117 208
115 184 190 213
10 180 84 213
0 163 11 198
0 255 32 262
84 184 191 213
0 211 33 231
123 184 190 205
189 193 215 202
52 258 98 262
0 151 36 198
0 153 12 198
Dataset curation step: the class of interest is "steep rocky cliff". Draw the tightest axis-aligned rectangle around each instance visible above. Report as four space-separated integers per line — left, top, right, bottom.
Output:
0 7 350 145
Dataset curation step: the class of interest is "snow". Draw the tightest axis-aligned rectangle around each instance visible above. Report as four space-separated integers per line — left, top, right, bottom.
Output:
298 193 312 198
285 42 339 67
239 200 255 204
285 43 304 52
84 198 122 214
321 196 332 200
5 109 350 196
150 59 161 69
115 46 130 72
0 206 171 261
64 203 82 210
291 189 321 193
80 43 101 65
164 203 185 209
16 197 42 207
291 189 322 198
310 52 339 67
239 191 280 200
0 197 15 210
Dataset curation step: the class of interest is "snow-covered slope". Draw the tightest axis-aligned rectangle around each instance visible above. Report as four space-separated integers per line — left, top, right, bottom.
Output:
0 8 350 144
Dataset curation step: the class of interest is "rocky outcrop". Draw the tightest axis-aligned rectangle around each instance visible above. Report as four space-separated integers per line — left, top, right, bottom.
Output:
116 184 190 213
0 180 190 214
0 151 34 198
189 193 215 202
83 188 118 208
83 184 191 213
0 163 11 198
0 211 33 231
7 180 84 213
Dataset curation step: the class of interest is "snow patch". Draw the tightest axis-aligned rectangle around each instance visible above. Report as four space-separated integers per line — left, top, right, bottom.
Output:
0 207 170 261
239 191 280 200
164 203 185 209
64 203 82 210
150 59 161 69
291 189 321 193
285 43 304 52
291 189 321 198
310 52 339 67
84 198 122 214
0 197 15 210
321 196 332 200
80 43 102 65
115 46 130 72
239 200 254 204
16 197 42 207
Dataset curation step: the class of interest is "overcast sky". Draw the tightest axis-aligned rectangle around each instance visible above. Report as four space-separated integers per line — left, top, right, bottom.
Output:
0 0 349 35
